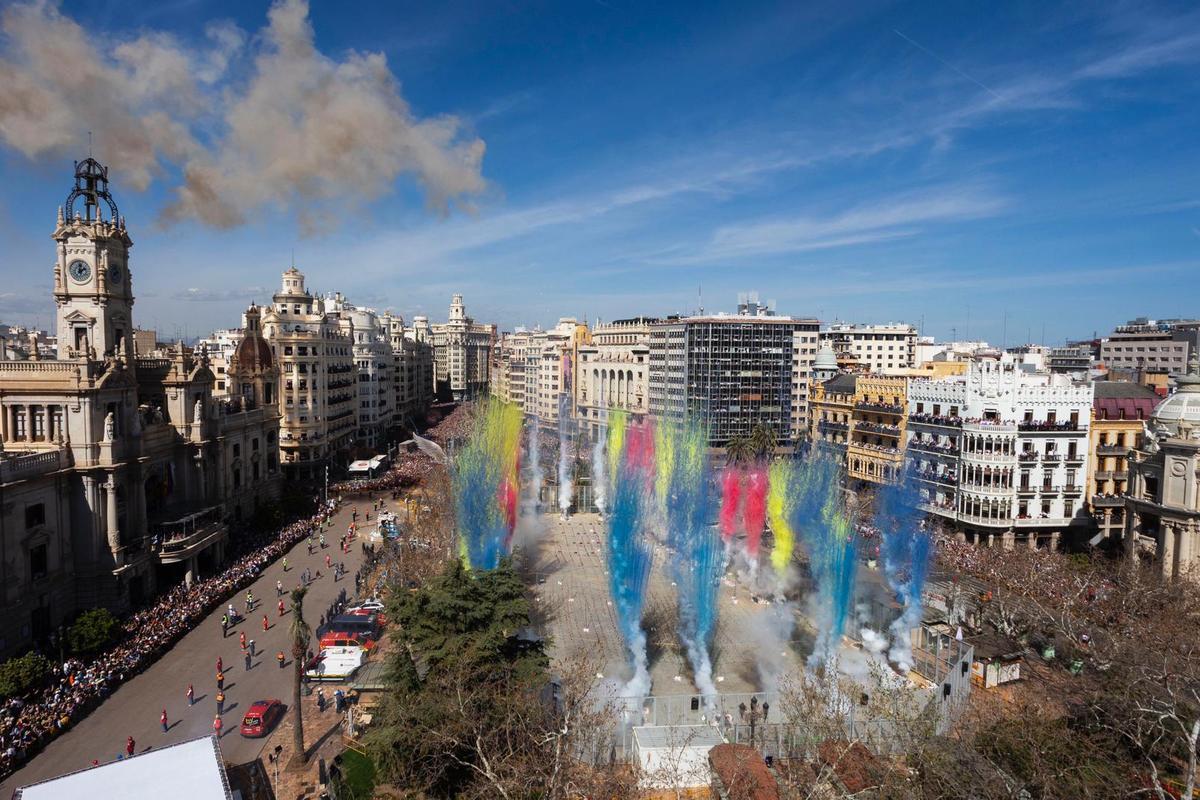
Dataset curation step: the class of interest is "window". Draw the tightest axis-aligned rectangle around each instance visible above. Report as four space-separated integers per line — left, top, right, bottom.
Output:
30 544 47 580
233 443 241 458
25 503 45 529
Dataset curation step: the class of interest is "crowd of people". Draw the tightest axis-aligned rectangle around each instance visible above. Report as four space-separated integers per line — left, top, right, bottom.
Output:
0 500 341 780
330 404 473 496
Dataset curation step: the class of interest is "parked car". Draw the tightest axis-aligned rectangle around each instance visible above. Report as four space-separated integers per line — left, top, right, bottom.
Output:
240 699 284 738
305 646 367 682
319 630 376 651
318 614 380 640
347 606 388 626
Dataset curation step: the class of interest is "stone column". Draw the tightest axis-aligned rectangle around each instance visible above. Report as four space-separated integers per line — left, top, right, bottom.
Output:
0 403 7 444
1160 523 1175 578
1050 530 1060 551
105 477 121 557
1125 510 1140 560
185 556 197 588
1002 529 1015 550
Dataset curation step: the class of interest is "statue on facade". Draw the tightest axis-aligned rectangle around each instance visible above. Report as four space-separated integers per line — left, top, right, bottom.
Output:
194 398 204 424
103 411 115 442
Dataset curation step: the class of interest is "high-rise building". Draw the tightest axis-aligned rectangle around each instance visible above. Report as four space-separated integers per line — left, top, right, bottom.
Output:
906 358 1094 548
821 323 917 373
647 304 819 449
430 295 494 401
1100 318 1199 374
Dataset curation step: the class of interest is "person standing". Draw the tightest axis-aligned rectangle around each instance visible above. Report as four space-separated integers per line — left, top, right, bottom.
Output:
126 736 135 758
213 715 222 738
278 599 285 617
276 650 286 670
186 684 194 706
160 708 169 733
221 615 228 638
316 687 326 712
276 579 283 597
262 615 269 632
216 690 225 716
216 656 223 674
244 649 252 671
216 670 225 690
282 557 288 572
248 638 256 657
239 631 247 651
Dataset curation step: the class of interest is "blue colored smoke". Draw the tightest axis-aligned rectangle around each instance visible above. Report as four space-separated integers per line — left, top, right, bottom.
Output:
874 477 933 671
606 434 654 699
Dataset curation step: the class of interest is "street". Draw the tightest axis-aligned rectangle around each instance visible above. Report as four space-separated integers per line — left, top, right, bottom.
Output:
0 494 384 794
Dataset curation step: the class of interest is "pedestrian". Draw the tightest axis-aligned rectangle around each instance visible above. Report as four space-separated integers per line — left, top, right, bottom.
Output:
262 615 269 632
160 708 169 733
276 579 283 597
244 649 252 671
126 735 135 757
239 631 247 650
325 554 331 569
276 651 285 669
248 638 256 657
278 599 285 617
282 557 288 572
216 656 223 674
213 715 222 737
216 690 225 715
186 684 194 706
221 614 228 638
334 689 345 712
246 590 254 613
217 670 225 690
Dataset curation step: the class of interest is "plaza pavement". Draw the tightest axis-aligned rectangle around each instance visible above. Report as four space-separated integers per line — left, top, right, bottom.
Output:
0 494 385 794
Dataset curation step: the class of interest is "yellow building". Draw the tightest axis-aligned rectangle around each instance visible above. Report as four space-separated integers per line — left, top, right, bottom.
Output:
1088 382 1159 544
848 374 908 484
810 374 856 458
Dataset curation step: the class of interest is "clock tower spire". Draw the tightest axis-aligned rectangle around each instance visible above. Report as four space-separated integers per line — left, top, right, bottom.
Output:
53 157 135 361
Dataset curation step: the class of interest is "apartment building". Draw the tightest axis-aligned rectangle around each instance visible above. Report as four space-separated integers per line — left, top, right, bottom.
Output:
430 295 494 401
1101 318 1199 373
906 358 1094 548
1087 381 1159 546
821 323 917 373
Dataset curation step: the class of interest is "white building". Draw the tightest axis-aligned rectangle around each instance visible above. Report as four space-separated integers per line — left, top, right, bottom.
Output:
575 317 654 438
821 322 917 373
430 295 494 401
261 267 356 480
906 358 1093 548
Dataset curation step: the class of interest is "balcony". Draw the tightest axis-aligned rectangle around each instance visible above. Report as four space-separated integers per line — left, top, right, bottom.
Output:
1097 444 1129 455
1015 515 1071 527
818 420 849 433
855 401 904 415
918 501 957 517
908 413 962 428
0 448 72 483
1092 494 1125 508
1040 485 1059 496
963 420 1017 433
1063 485 1082 496
1016 485 1037 496
854 421 901 436
909 440 957 457
152 506 227 564
1018 421 1079 433
1018 452 1039 463
1042 453 1062 463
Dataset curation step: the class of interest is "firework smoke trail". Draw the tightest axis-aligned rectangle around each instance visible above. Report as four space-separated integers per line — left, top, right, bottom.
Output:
557 394 573 516
606 417 655 702
790 456 859 668
767 460 797 578
742 466 768 559
874 479 932 671
661 419 722 701
718 468 742 541
453 399 523 570
607 410 628 485
528 415 543 511
591 419 608 515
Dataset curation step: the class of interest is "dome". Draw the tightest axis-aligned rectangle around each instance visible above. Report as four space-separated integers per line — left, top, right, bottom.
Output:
814 342 838 371
232 332 273 372
1150 353 1200 439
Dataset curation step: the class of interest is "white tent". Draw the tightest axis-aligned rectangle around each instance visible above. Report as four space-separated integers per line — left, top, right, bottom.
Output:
632 724 724 791
14 735 232 800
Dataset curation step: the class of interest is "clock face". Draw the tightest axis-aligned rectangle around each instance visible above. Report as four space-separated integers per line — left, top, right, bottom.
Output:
108 265 122 284
68 260 91 282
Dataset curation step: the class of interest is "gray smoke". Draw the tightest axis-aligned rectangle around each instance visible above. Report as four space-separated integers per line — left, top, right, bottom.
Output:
0 0 486 229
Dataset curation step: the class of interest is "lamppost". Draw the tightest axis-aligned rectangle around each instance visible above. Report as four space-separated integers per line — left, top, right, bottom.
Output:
324 464 329 505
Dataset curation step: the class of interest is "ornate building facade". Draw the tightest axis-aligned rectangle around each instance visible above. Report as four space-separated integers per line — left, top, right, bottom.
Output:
430 295 494 401
0 159 245 655
1125 356 1200 579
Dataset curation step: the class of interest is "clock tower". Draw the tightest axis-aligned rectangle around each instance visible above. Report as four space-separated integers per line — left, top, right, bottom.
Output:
53 158 135 361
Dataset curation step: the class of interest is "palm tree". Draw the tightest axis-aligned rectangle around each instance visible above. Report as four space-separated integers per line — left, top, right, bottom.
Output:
748 422 778 460
724 435 754 465
288 586 311 766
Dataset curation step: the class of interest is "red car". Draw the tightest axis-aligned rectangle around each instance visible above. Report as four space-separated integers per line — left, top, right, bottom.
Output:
319 630 376 651
240 699 284 738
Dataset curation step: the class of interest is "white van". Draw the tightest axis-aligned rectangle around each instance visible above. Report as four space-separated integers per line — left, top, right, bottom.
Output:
305 646 367 682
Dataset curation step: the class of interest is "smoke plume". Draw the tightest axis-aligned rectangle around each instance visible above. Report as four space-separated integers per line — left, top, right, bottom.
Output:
0 0 486 229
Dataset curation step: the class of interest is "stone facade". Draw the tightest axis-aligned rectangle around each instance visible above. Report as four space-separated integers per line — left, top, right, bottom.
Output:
430 295 494 401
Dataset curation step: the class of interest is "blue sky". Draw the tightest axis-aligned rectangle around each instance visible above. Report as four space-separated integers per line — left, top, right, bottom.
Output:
0 0 1197 344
